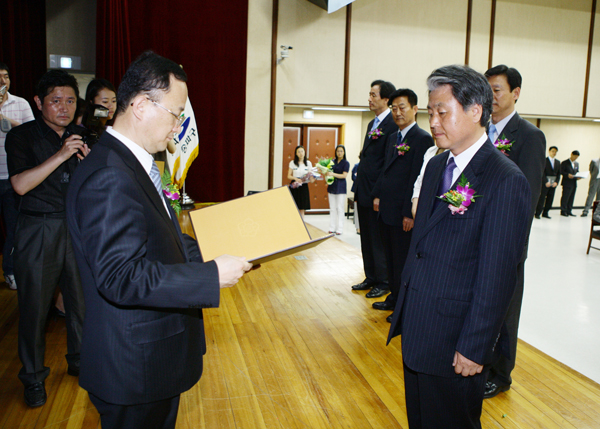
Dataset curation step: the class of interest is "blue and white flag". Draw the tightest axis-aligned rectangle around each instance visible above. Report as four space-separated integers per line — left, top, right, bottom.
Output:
166 97 198 186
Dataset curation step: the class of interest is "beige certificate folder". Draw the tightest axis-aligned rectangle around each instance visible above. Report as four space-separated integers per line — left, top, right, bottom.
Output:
189 186 334 264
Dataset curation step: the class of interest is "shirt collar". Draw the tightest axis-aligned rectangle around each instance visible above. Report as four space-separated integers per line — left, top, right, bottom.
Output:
375 108 391 123
106 127 155 176
448 132 488 174
491 109 517 137
400 121 417 140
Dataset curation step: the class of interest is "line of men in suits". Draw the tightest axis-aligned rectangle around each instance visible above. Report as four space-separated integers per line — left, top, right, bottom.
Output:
353 64 546 427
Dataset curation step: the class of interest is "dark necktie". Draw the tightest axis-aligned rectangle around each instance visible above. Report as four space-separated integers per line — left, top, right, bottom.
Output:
438 157 457 196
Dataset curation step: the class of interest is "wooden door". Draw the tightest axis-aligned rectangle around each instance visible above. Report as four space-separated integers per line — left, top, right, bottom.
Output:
283 126 301 185
306 127 337 210
282 124 339 211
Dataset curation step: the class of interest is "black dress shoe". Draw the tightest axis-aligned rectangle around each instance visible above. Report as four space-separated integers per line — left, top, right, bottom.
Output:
386 314 393 323
569 212 576 216
67 361 80 376
581 212 588 217
542 214 551 219
24 382 47 407
373 300 395 310
483 381 510 399
365 287 389 298
560 212 568 217
351 282 373 291
534 214 540 219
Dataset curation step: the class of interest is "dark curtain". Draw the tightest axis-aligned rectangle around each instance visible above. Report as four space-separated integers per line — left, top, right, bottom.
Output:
96 0 248 202
0 0 47 114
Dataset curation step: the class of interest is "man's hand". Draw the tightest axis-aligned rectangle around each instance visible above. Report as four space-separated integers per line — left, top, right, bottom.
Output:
373 197 380 212
552 182 558 188
402 217 414 232
214 255 252 288
568 174 574 179
545 182 551 188
453 351 483 377
59 134 88 161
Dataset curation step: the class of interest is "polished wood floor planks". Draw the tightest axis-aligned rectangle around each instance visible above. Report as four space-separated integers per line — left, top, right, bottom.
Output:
0 222 598 428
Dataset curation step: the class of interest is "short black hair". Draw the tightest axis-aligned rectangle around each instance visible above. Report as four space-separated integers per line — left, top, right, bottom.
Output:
427 65 492 127
0 62 8 74
389 88 418 107
86 78 117 104
485 65 522 93
549 146 558 152
116 50 187 115
36 70 79 103
371 80 396 101
572 150 580 156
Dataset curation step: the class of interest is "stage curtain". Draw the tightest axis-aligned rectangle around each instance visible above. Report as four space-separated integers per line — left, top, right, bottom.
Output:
0 0 47 114
96 0 248 202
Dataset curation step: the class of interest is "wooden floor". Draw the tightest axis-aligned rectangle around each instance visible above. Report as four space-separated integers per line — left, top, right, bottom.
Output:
0 221 599 428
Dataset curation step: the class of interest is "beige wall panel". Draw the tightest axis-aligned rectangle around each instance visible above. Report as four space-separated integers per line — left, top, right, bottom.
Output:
469 0 493 72
492 0 591 117
277 0 346 105
539 119 600 207
245 0 273 194
348 0 468 107
585 10 600 118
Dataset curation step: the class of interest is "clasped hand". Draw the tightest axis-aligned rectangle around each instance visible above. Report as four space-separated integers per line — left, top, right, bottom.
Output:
61 134 90 161
453 351 483 377
214 255 253 288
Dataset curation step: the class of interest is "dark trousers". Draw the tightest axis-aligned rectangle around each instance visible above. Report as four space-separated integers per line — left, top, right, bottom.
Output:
535 184 556 217
379 220 411 303
403 362 488 429
560 185 576 214
89 393 180 429
0 179 17 276
487 256 525 387
583 178 600 213
14 214 85 386
356 203 387 287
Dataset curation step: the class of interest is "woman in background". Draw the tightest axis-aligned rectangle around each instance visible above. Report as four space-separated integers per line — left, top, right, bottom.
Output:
85 78 117 122
287 146 315 219
326 145 350 235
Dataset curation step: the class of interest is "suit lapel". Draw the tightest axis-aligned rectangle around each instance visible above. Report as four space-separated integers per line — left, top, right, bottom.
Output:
385 123 418 171
501 113 520 146
416 142 490 243
106 135 186 256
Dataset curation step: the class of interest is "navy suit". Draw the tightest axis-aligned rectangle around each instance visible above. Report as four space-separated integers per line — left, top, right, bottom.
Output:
66 132 220 426
371 124 433 303
560 159 579 216
535 157 561 217
388 140 530 427
354 112 398 287
487 112 545 389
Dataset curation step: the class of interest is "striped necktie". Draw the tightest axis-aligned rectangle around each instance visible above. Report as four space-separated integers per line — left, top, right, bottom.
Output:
150 162 163 198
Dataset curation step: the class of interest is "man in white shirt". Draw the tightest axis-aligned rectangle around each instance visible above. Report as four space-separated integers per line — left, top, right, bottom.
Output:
0 62 35 290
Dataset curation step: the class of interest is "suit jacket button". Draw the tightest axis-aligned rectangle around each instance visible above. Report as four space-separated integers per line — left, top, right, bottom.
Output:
416 252 422 259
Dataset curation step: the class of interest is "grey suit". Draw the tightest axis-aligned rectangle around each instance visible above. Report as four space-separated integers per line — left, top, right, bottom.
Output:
582 158 600 215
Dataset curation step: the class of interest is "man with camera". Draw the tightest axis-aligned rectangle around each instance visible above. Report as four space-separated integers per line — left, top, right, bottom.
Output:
0 62 34 290
5 69 88 408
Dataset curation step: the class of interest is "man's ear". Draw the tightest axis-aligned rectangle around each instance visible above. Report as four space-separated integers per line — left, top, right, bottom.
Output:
34 95 42 111
130 95 148 121
470 104 483 124
512 87 521 103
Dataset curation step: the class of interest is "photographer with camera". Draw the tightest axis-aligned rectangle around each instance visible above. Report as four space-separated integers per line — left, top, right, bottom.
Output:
5 70 88 408
0 62 34 290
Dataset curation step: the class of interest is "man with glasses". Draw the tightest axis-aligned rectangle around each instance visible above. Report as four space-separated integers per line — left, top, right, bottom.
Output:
66 51 251 429
5 70 88 407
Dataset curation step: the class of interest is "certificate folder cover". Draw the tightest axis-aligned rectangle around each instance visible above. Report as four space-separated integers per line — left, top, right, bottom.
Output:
189 186 333 264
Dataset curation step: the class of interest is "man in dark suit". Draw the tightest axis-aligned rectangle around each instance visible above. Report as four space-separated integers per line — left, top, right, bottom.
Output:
66 52 252 429
560 150 581 216
352 80 398 298
482 65 546 399
581 156 600 216
370 88 433 314
535 146 561 219
388 65 530 428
